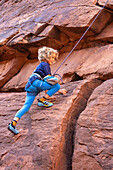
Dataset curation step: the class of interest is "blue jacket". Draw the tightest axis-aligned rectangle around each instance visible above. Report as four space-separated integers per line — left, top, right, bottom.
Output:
34 62 51 78
25 62 51 93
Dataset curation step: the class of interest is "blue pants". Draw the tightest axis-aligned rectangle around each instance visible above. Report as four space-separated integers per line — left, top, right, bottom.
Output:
15 79 60 119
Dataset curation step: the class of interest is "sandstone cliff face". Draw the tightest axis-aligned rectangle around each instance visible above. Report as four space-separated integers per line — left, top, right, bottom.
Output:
0 0 113 170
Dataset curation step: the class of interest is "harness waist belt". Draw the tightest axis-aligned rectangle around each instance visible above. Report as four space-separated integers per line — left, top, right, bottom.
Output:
32 73 42 80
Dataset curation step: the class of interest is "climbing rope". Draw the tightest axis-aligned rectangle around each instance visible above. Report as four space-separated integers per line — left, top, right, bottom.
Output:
53 0 109 76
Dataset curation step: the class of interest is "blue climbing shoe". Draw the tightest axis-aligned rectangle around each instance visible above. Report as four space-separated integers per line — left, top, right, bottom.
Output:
38 99 53 107
8 123 19 135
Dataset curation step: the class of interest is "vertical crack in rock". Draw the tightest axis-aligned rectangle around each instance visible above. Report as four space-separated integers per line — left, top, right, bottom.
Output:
54 79 102 170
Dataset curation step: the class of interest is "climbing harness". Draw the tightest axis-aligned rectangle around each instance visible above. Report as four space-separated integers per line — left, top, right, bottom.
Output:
43 75 59 85
53 0 109 78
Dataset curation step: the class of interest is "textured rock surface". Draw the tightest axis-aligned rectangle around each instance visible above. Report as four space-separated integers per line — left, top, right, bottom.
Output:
0 57 27 89
0 0 113 91
72 79 113 170
0 0 112 54
52 44 113 82
1 43 113 91
1 59 39 91
0 80 101 170
0 0 113 169
53 79 102 170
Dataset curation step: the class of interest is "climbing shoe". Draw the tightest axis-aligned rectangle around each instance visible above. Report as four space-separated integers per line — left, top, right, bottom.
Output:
8 123 19 135
38 99 53 107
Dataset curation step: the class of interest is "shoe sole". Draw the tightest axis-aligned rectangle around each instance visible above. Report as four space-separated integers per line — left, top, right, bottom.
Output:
38 103 53 107
8 126 19 135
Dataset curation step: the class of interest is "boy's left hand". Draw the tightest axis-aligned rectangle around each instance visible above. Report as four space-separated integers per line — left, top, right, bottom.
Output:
59 89 67 95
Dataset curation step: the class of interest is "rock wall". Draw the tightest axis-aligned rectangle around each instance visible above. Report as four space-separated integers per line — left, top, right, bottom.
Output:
72 79 113 170
0 0 113 170
0 0 113 90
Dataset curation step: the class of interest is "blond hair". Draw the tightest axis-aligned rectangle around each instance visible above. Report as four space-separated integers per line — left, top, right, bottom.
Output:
38 46 59 63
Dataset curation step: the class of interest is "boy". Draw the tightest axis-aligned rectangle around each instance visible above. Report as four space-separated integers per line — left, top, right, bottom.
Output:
8 46 66 135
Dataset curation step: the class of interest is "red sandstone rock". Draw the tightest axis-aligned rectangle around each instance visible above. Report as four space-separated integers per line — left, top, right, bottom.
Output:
0 79 102 170
0 1 113 169
1 59 39 91
0 0 113 91
0 57 27 89
1 43 113 91
72 79 113 170
0 0 112 63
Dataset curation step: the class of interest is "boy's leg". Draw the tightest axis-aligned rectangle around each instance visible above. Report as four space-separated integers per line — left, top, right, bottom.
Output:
38 81 60 107
15 93 36 119
8 92 36 135
45 83 60 97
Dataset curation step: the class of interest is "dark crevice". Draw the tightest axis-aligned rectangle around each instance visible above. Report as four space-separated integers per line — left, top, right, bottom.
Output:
94 1 113 14
62 72 83 83
71 73 83 81
0 87 25 92
27 52 31 59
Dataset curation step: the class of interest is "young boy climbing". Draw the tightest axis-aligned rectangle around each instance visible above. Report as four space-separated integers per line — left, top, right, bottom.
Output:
8 46 66 135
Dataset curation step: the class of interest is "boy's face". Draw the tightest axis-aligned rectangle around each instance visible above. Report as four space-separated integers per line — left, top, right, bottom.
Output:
48 52 57 65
